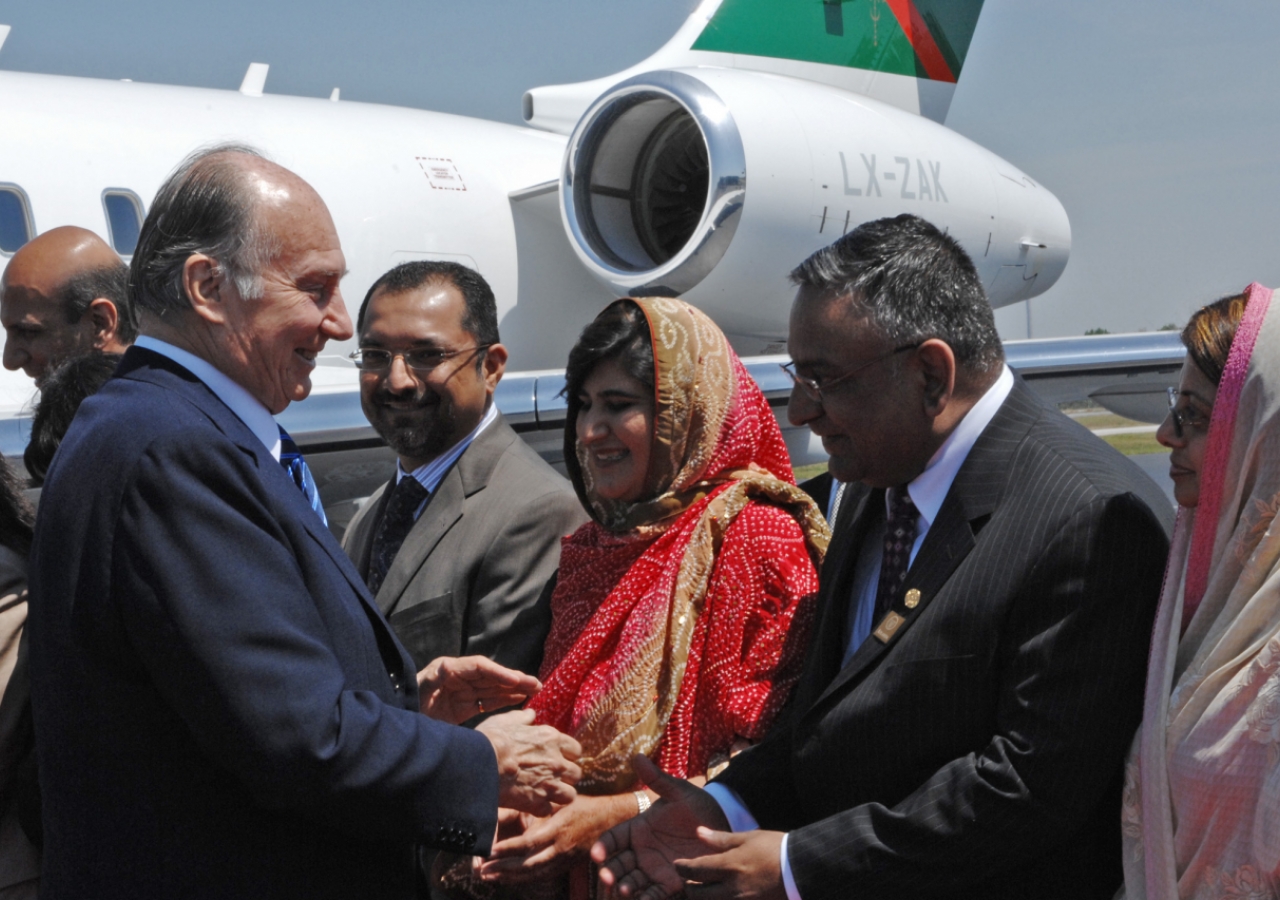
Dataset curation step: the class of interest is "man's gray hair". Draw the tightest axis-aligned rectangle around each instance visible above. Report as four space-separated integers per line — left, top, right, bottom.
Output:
130 143 279 317
791 214 1004 372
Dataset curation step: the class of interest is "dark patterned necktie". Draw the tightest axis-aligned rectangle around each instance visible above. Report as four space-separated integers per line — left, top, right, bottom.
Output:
367 476 430 597
873 485 919 621
278 425 328 526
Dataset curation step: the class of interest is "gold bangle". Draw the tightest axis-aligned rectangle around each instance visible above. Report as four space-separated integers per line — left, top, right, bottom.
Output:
634 790 651 815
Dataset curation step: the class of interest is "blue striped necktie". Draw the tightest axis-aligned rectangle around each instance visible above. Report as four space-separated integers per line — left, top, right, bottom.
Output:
277 425 328 526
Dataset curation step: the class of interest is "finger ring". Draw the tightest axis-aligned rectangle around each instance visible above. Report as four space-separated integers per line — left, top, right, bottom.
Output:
476 699 485 714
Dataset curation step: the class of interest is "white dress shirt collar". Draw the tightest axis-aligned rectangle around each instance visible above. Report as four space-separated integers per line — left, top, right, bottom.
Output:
135 335 283 461
898 364 1015 530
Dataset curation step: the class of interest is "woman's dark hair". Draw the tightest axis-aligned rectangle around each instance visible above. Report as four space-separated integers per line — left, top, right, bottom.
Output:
0 456 34 557
24 352 123 486
1182 293 1248 386
563 300 655 414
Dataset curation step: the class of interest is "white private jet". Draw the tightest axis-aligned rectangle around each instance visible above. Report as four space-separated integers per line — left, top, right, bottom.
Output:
0 0 1181 525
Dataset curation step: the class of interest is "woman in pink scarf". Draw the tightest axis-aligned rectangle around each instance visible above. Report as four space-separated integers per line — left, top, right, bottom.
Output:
1120 285 1280 898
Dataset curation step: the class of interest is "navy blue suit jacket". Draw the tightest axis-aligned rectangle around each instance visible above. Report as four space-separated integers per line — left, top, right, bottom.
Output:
28 347 498 899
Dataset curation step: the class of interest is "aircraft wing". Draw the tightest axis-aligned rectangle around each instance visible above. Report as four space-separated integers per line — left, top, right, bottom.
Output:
0 331 1181 535
1003 331 1184 424
0 330 1182 534
287 330 1186 534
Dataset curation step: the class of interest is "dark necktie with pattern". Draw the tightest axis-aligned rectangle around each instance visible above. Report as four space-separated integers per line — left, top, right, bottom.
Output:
873 485 919 622
367 476 430 597
277 425 328 526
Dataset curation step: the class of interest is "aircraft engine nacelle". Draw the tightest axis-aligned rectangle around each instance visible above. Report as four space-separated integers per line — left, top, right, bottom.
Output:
560 68 1070 344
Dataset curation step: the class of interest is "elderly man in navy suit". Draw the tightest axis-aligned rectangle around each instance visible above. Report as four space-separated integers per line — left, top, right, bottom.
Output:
27 145 581 900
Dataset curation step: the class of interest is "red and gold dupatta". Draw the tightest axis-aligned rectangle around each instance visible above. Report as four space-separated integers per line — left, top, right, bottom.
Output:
527 297 829 792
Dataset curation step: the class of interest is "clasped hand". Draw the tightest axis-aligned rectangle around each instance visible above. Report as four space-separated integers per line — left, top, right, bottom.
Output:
418 656 583 817
416 655 542 724
476 792 635 884
477 710 583 817
591 755 786 900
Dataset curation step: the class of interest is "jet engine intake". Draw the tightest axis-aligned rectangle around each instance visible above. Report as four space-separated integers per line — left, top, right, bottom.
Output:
560 67 1069 342
561 70 744 296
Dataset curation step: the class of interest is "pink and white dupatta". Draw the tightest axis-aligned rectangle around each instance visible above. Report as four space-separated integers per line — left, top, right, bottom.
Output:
1121 283 1280 899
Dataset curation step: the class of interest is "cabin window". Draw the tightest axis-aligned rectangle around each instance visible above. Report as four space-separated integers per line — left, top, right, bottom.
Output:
0 185 34 254
103 190 144 256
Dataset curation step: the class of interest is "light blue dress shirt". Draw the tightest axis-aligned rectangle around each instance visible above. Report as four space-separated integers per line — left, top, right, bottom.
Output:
134 336 282 460
393 402 497 518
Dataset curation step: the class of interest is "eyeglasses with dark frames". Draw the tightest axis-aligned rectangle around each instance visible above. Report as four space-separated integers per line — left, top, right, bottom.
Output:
349 344 492 373
1165 386 1211 439
780 343 921 404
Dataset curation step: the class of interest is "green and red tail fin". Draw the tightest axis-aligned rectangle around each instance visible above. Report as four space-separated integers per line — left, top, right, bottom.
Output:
523 0 986 133
692 0 985 86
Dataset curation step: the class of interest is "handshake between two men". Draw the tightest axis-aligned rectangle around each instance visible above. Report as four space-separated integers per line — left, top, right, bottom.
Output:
592 755 781 900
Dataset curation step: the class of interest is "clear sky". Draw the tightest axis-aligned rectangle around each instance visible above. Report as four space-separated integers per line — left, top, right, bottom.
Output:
1 0 1277 339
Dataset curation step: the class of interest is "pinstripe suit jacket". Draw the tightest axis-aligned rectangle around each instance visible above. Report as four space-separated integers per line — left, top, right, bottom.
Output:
716 378 1172 899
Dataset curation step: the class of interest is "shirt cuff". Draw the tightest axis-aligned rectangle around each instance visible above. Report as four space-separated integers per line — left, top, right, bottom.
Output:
703 784 798 900
779 833 802 900
703 783 760 833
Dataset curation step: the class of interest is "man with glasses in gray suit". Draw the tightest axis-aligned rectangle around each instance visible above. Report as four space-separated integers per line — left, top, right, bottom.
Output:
343 261 585 687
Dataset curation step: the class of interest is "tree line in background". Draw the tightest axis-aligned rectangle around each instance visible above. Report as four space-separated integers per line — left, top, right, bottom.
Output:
1083 324 1179 336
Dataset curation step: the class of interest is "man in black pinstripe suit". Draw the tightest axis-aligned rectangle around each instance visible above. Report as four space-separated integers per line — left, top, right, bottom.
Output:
594 215 1172 900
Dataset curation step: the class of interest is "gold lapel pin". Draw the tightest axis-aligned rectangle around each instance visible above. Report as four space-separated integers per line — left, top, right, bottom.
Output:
904 588 921 609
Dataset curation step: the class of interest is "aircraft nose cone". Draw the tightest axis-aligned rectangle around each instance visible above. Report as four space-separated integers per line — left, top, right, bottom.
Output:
985 166 1072 307
1030 182 1071 289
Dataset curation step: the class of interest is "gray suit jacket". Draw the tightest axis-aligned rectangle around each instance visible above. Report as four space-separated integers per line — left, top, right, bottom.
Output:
343 412 587 674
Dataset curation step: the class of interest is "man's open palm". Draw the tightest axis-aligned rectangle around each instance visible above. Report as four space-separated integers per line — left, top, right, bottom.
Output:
592 755 729 899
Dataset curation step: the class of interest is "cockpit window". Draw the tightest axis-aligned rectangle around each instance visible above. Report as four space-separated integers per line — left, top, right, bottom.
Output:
103 190 144 256
0 185 34 254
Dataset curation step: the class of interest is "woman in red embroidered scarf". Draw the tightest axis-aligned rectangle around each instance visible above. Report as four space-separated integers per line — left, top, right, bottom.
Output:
1119 285 1280 898
472 297 829 899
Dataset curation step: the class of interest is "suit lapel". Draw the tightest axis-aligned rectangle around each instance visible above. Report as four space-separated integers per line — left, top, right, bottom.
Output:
375 467 464 615
349 482 393 580
453 414 519 493
372 414 519 615
810 493 977 709
120 347 393 627
802 377 1043 715
808 487 879 691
